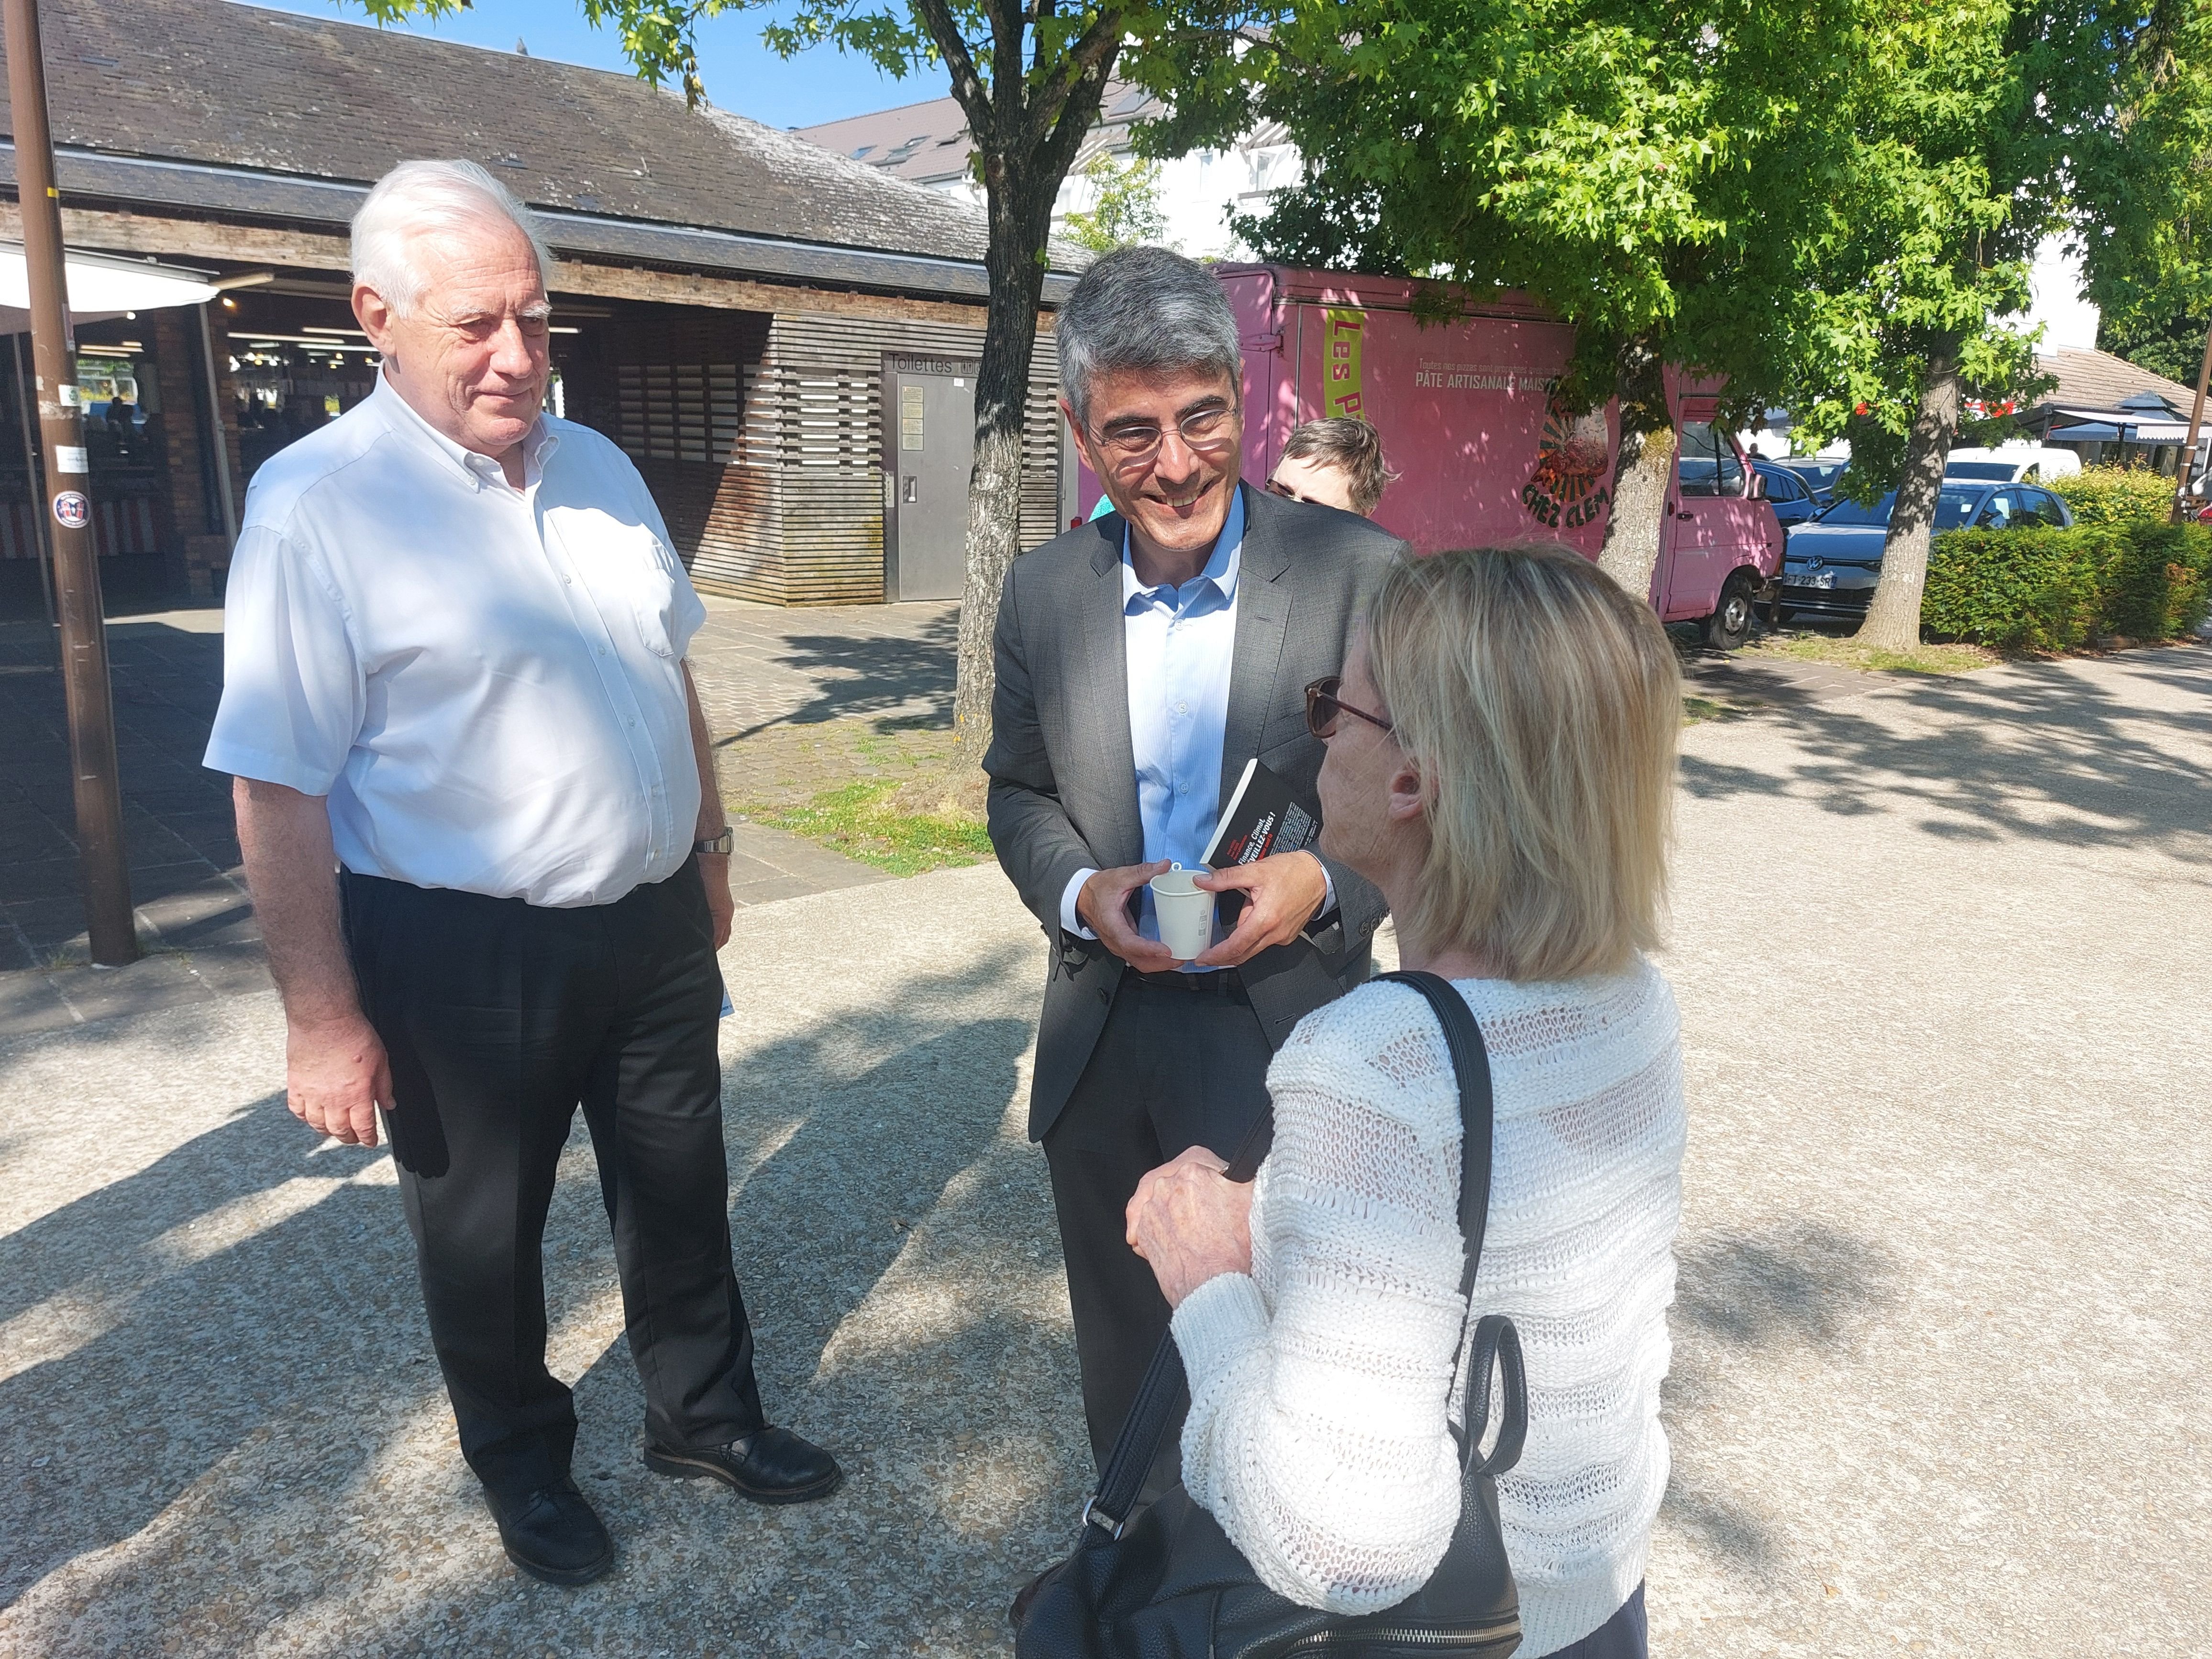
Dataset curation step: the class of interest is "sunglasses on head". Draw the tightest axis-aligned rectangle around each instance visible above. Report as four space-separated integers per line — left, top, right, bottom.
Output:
1304 676 1394 740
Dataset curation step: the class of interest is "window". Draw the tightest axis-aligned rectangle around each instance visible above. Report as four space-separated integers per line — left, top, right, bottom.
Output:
1676 422 1744 497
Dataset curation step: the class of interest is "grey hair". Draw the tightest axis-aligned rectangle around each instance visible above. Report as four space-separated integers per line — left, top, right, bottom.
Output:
1057 245 1243 426
350 159 554 317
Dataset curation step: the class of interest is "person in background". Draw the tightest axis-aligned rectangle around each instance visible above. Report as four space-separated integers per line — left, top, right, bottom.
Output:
1265 416 1396 518
205 159 840 1589
1127 543 1685 1659
987 246 1403 1482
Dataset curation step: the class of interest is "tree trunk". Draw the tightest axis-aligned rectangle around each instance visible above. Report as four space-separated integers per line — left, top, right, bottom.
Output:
1593 338 1677 604
951 169 1055 769
1857 345 1960 653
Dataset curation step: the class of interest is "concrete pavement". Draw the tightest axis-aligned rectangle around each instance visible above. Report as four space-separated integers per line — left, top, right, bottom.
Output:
0 595 941 1038
1 644 2207 1654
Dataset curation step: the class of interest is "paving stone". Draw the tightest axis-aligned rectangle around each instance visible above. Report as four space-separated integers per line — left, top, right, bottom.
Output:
3 648 2209 1655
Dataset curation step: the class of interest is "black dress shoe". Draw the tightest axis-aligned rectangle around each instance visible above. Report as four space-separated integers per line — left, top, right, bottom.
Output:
483 1478 615 1586
642 1426 843 1504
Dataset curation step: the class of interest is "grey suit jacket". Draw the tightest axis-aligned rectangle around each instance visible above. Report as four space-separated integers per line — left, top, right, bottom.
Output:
984 482 1404 1141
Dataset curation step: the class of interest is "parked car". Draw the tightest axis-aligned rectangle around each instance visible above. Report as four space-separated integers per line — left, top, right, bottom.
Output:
1943 445 2082 484
1752 460 1823 528
1778 481 2075 620
1773 456 1849 503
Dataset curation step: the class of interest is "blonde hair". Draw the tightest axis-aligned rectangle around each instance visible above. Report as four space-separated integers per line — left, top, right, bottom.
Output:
1366 544 1680 980
351 159 554 319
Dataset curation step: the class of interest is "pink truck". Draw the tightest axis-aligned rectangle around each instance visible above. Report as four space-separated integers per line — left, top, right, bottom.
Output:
1074 264 1782 648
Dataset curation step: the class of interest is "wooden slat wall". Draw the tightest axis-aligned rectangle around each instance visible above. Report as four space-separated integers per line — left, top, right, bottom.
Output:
564 301 1062 607
761 310 1063 606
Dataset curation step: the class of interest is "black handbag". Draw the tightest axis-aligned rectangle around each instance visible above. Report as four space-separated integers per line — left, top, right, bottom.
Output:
1015 970 1530 1659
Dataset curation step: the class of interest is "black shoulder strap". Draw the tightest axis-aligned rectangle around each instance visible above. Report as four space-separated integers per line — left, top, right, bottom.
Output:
1373 970 1495 1301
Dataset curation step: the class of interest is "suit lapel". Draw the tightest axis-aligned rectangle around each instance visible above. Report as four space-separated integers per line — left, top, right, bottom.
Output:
1219 483 1295 806
1077 524 1145 867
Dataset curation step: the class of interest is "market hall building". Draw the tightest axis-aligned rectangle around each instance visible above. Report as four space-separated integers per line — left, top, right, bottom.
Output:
0 0 1081 620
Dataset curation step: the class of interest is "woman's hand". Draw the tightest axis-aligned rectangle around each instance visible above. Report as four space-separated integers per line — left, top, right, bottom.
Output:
1126 1146 1256 1308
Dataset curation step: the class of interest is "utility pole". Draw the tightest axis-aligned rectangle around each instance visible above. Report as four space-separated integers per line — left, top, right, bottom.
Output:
5 0 137 965
2176 321 2212 527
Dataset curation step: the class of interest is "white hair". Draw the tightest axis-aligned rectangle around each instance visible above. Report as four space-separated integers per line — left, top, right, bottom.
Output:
350 159 555 317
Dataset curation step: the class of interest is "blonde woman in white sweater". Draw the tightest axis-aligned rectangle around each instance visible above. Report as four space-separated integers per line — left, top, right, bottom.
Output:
1127 543 1685 1659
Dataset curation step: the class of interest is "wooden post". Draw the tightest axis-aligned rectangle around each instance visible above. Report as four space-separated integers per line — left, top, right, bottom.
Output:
5 0 137 965
2175 321 2212 527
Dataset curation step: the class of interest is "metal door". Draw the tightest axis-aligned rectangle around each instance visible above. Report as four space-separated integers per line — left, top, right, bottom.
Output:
885 357 978 601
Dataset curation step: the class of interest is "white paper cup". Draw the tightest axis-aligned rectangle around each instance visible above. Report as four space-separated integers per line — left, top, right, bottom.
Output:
1148 867 1215 961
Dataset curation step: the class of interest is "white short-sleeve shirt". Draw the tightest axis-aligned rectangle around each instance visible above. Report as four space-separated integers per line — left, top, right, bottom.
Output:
204 375 709 908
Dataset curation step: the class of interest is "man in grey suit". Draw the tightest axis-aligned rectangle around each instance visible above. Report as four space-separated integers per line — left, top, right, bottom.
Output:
985 247 1405 1470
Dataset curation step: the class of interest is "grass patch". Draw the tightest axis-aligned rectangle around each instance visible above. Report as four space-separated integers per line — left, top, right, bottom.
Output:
1681 695 1739 725
1745 630 2001 676
749 777 993 877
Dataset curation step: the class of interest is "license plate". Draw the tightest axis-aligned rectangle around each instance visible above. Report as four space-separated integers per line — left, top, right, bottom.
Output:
1788 568 1836 590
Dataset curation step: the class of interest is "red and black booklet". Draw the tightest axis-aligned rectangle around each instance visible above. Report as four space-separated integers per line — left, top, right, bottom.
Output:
1202 758 1321 870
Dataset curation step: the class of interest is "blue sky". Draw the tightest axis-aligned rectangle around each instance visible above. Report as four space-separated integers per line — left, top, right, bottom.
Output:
239 0 937 129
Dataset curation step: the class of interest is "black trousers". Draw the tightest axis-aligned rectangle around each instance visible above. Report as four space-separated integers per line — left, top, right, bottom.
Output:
1041 974 1275 1476
342 859 764 1503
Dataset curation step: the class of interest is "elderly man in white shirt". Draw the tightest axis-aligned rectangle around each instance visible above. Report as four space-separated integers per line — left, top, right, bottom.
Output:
205 160 840 1588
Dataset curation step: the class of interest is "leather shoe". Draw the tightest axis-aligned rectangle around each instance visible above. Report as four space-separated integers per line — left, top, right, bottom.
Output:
642 1425 843 1504
483 1478 615 1586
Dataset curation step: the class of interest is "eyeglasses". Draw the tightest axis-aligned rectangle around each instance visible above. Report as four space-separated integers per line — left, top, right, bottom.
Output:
1305 675 1394 740
1093 404 1239 467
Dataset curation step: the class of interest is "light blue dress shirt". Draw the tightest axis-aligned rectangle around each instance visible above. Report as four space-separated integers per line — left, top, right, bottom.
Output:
1060 492 1244 964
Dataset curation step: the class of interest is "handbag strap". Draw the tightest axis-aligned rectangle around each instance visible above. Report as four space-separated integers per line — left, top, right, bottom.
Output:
1374 971 1495 1304
1080 969 1514 1539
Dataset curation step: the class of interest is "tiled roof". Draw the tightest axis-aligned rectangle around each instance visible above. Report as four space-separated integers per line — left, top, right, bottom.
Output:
2033 346 2200 418
0 0 1030 276
796 82 1167 189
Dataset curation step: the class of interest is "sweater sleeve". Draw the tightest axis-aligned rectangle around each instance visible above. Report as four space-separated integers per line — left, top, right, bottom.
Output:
1172 990 1475 1615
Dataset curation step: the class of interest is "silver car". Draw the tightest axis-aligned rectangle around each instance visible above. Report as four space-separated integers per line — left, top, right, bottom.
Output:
1778 481 2075 621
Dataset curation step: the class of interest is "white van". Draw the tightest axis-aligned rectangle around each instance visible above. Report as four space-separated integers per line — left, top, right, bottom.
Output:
1944 445 2083 484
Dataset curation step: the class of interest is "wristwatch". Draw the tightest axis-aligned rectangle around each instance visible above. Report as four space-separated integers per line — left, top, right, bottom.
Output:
693 829 734 856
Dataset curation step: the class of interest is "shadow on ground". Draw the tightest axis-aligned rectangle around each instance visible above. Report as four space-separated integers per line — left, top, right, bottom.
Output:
0 943 1085 1657
725 610 960 739
1678 648 2212 856
1659 1221 1902 1583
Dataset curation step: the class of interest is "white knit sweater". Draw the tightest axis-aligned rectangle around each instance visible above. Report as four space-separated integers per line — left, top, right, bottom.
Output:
1171 962 1684 1656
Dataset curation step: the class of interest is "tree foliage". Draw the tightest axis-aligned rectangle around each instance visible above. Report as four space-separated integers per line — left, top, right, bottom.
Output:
1180 0 1869 594
2072 0 2212 375
1064 151 1171 254
1782 0 2212 646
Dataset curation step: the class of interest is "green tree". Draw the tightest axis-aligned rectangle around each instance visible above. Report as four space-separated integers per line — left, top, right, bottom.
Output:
357 0 1271 762
1172 0 1867 601
1064 151 1171 253
1788 0 2209 649
2101 309 2212 388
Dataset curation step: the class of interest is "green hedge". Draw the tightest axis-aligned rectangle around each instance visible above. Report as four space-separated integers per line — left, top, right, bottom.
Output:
2050 465 2180 525
1922 520 2211 649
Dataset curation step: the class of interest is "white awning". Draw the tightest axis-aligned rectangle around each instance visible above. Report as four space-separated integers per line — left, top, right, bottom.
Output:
0 243 221 334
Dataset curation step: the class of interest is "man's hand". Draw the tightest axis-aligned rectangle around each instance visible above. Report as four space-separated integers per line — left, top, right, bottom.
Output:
698 852 734 950
286 1010 393 1148
1127 1145 1256 1308
1192 850 1328 969
1077 861 1181 971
